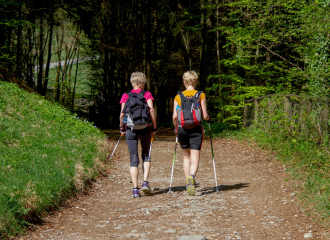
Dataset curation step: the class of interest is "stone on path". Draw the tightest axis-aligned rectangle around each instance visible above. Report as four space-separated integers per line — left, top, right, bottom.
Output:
95 224 106 228
304 232 313 238
126 233 146 237
164 228 176 233
177 236 206 240
184 195 202 200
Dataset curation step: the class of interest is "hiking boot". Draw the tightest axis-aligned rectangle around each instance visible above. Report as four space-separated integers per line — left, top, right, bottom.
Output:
132 188 140 198
141 181 153 196
186 175 196 196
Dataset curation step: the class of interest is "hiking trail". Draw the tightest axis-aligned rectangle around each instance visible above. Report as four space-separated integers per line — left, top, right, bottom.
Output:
17 129 329 239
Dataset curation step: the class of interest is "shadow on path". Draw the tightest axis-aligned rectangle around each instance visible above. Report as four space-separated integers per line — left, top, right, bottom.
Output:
145 183 249 196
151 185 187 195
201 183 250 195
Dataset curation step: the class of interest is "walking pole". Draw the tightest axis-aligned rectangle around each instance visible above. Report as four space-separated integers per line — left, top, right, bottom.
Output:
208 122 219 193
168 135 178 193
147 133 154 161
109 133 123 160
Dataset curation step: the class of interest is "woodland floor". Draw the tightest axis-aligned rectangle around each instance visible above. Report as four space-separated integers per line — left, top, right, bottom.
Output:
16 128 330 240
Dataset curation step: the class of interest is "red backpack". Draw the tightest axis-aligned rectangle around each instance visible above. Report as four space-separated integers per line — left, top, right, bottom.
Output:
177 91 202 129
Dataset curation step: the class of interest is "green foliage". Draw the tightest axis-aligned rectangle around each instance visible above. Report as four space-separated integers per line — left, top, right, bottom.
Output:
296 3 330 96
0 81 106 237
2 0 330 128
227 95 330 222
205 0 330 127
231 126 330 221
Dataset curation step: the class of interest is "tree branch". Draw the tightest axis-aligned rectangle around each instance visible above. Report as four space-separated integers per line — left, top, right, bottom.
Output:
258 43 310 79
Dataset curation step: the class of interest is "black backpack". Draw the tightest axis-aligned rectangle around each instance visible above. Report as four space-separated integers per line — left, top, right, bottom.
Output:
123 90 151 128
177 91 202 129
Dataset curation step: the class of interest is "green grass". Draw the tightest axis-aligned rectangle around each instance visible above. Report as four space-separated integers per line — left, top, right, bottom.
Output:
0 81 107 238
223 126 330 225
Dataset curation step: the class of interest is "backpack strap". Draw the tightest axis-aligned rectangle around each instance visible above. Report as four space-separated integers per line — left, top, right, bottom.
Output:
122 92 130 113
123 91 134 113
178 91 186 101
138 90 147 101
177 91 187 107
194 91 202 99
192 91 203 102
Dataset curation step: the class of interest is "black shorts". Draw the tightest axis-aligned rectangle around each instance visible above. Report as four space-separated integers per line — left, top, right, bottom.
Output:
177 125 203 150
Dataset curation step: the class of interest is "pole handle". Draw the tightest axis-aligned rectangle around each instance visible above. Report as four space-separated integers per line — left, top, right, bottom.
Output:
147 133 154 161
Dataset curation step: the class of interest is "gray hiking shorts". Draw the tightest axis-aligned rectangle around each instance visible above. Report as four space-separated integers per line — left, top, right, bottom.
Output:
126 126 152 167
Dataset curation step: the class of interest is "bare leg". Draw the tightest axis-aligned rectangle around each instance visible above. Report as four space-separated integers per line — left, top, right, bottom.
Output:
182 148 191 179
190 149 200 176
130 167 138 188
143 162 151 181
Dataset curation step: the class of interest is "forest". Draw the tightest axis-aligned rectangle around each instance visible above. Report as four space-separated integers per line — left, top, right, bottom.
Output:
2 1 330 237
1 0 330 128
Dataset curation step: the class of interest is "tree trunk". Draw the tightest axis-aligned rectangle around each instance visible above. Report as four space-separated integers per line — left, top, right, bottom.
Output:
153 8 158 120
215 0 222 121
37 18 44 94
15 7 22 77
26 27 34 87
67 45 77 94
55 24 64 102
43 22 54 96
146 0 151 92
231 43 235 98
109 7 117 103
62 35 78 95
200 0 211 90
72 47 80 111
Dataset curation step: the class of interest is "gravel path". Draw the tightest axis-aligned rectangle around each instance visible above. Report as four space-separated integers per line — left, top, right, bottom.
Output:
17 129 329 239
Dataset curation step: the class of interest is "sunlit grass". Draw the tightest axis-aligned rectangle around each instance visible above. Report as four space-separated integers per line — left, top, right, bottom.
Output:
225 126 330 225
0 81 107 237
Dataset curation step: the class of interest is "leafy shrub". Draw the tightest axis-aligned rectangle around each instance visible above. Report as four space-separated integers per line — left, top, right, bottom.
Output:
229 95 330 223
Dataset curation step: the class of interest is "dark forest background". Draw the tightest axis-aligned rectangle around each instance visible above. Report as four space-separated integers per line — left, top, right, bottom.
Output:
1 0 330 128
3 2 330 235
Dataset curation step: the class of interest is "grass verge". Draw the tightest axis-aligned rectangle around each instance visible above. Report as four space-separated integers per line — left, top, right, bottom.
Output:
221 126 330 225
0 81 108 238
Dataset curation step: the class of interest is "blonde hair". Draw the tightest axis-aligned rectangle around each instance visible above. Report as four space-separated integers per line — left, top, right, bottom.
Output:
130 72 147 87
183 71 198 87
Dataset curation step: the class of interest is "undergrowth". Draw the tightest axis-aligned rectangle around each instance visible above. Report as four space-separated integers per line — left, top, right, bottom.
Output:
219 96 330 226
0 81 107 238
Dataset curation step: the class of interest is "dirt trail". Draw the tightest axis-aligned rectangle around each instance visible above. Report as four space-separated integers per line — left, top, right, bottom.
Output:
18 129 329 239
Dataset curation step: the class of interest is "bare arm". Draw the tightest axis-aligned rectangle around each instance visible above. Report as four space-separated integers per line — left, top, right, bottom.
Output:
201 98 210 121
147 99 157 131
172 100 178 129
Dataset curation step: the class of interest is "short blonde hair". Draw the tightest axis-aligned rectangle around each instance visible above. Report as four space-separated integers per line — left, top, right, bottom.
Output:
183 71 198 87
130 72 147 87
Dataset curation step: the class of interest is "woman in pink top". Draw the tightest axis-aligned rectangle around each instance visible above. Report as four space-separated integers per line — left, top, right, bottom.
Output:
119 72 157 198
